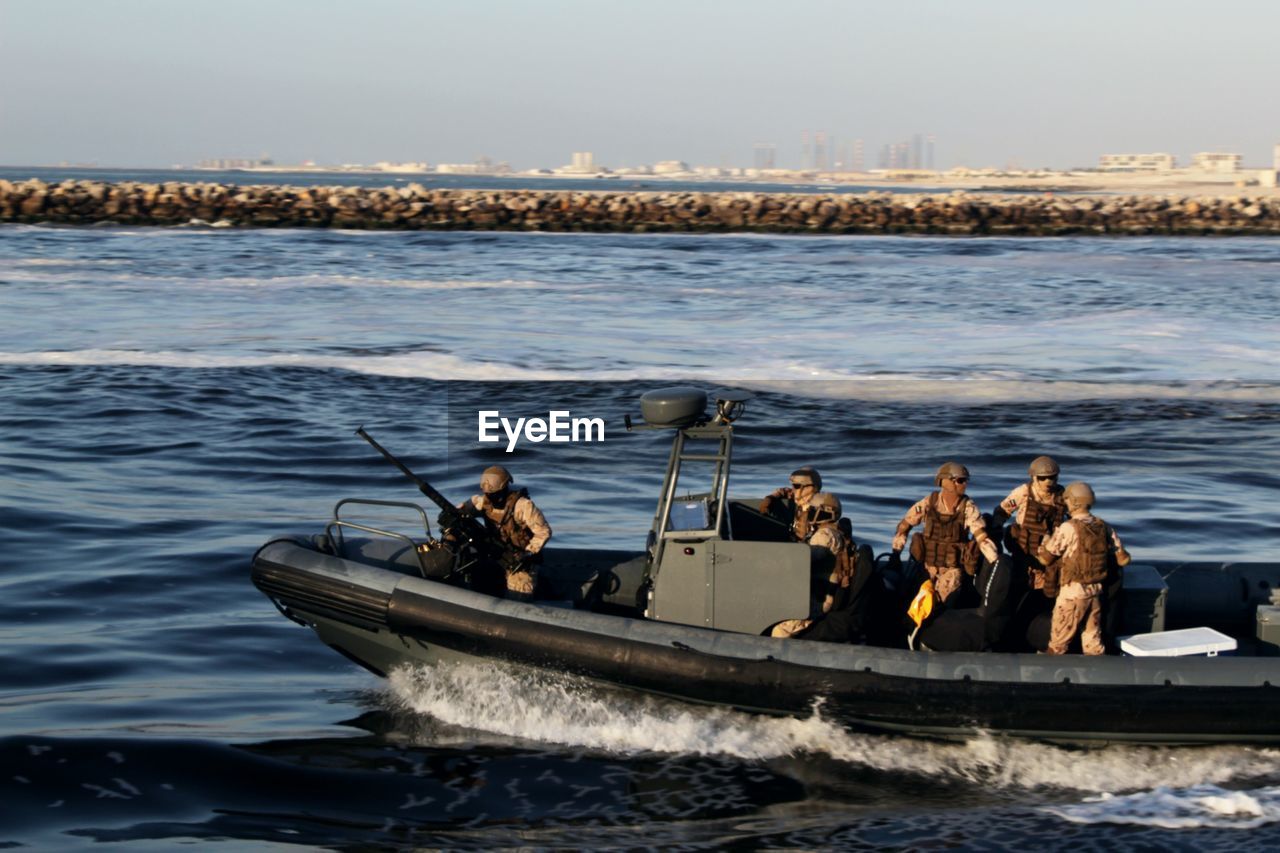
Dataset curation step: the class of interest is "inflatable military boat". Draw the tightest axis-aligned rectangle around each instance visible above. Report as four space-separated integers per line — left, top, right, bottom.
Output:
252 389 1280 744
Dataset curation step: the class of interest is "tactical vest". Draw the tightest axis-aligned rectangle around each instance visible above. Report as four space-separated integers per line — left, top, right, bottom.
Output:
1010 484 1065 554
1058 517 1109 586
918 491 971 568
482 488 533 553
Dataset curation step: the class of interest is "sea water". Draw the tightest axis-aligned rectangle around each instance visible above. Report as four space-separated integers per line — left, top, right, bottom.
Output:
2 220 1280 848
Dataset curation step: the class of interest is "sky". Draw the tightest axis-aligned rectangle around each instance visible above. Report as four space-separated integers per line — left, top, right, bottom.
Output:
2 0 1279 171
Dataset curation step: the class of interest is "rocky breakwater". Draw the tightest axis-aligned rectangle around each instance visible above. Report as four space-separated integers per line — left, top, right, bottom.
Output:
4 179 1280 235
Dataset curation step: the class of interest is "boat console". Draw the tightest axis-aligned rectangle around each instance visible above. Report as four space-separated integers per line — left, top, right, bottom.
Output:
630 387 813 635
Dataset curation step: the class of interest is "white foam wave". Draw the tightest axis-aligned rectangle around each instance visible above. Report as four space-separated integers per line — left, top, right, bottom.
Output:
189 273 555 292
385 662 1280 793
737 378 1280 403
0 348 599 380
0 266 556 292
3 348 1279 401
0 258 129 267
1045 784 1280 829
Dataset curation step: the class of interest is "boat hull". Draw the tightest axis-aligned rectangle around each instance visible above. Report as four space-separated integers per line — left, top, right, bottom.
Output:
253 538 1280 744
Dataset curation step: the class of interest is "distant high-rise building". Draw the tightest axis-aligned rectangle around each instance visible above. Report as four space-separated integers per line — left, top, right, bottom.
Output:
571 151 595 171
911 134 923 169
813 131 828 172
1273 142 1280 171
753 143 777 170
800 130 811 170
890 141 909 169
852 138 865 173
927 134 936 170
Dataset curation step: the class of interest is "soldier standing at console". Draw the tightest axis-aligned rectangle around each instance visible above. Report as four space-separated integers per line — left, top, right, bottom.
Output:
892 462 999 605
759 466 823 542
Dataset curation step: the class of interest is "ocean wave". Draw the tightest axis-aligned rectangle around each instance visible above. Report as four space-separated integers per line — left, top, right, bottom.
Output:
385 663 1280 794
0 266 556 291
0 257 130 267
3 349 1280 401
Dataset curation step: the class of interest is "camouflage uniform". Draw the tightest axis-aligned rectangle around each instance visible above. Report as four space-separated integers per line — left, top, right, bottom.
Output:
895 492 995 604
463 490 552 601
1037 513 1128 655
995 481 1067 589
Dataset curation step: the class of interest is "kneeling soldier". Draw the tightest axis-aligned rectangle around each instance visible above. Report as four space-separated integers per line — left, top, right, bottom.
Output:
1037 481 1131 655
461 465 552 602
892 462 998 605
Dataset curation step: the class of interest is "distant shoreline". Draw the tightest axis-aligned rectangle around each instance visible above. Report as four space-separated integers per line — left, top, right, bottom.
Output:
4 163 1279 200
3 178 1279 235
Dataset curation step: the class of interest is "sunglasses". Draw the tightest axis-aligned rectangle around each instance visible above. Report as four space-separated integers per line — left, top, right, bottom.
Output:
1035 475 1059 482
949 477 969 484
791 481 814 489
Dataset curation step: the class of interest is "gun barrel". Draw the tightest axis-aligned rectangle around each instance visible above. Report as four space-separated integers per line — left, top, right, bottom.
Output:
354 427 457 519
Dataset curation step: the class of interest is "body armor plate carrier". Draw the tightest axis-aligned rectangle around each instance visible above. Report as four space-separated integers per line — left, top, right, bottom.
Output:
1058 517 1109 586
910 491 977 571
1008 485 1066 557
483 488 533 554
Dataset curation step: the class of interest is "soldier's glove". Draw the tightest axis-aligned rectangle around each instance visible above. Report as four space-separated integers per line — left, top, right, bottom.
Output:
980 539 998 564
892 534 907 552
457 501 478 520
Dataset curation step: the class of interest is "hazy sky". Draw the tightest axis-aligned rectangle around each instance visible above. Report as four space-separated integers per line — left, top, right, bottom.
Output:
3 0 1278 170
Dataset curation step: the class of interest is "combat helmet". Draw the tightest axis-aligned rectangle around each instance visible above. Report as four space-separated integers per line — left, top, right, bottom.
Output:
1028 456 1060 478
480 465 513 495
808 492 842 525
934 461 970 486
1063 481 1096 509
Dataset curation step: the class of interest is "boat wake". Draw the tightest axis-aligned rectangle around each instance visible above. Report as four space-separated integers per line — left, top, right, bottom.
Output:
384 662 1280 795
1044 785 1280 829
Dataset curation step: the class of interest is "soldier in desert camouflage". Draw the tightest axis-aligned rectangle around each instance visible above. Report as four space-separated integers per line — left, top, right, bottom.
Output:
459 465 552 602
892 462 999 605
1037 481 1132 655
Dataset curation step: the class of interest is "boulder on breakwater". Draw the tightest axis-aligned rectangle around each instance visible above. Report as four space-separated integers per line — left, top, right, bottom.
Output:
3 179 1280 235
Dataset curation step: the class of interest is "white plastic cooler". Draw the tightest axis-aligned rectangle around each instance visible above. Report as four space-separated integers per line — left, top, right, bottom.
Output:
1120 627 1237 657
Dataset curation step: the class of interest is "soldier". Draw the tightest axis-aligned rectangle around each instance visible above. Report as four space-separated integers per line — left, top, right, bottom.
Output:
460 465 552 602
1036 481 1132 655
771 492 873 641
892 462 999 605
992 455 1068 591
759 466 823 542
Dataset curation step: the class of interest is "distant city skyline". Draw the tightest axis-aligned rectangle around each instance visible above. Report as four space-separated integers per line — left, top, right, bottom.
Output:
3 1 1279 171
